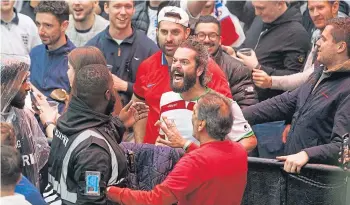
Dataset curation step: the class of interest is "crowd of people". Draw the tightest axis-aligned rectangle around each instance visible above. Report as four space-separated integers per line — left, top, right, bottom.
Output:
1 0 350 204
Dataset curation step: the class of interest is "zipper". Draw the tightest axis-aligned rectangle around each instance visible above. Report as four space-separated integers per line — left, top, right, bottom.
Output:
254 29 268 51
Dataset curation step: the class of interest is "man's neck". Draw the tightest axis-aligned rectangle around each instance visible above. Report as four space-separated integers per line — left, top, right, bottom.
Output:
47 34 67 51
1 9 14 22
30 1 40 9
198 133 220 145
0 188 15 197
149 0 161 8
181 84 207 101
326 57 349 71
165 55 173 65
109 25 133 40
75 14 95 31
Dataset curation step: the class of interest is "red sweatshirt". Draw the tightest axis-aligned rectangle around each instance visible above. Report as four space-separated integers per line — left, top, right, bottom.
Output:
107 141 248 205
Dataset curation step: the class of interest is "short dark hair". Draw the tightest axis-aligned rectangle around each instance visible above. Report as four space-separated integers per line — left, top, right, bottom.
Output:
35 1 69 23
1 145 23 189
195 15 222 35
197 92 233 140
178 36 209 86
327 17 350 57
73 64 111 108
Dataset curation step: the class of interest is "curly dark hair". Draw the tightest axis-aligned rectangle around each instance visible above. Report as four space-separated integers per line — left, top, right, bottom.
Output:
35 1 69 23
178 36 210 87
327 17 350 57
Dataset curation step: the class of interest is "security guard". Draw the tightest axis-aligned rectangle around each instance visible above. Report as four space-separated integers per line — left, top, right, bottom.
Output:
43 64 133 204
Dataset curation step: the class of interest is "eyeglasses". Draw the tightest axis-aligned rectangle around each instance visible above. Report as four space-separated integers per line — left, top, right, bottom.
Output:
195 32 220 41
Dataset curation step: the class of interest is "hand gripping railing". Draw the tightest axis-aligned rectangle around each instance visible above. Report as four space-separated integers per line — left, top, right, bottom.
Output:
242 157 350 205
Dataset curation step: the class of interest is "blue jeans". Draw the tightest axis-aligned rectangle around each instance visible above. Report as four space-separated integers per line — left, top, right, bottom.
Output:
252 121 286 159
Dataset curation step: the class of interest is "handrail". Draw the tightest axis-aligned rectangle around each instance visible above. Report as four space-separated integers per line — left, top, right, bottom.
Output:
248 157 349 173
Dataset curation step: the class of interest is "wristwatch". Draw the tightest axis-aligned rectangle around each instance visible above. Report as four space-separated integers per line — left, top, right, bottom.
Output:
43 121 55 130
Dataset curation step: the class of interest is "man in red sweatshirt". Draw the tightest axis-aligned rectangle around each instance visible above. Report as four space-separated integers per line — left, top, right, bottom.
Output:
107 92 248 205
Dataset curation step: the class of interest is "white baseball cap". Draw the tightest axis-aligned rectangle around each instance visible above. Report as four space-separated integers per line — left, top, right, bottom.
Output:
157 6 189 27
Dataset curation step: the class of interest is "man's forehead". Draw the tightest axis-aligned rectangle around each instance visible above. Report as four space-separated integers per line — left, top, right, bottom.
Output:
195 22 219 32
174 48 196 59
159 20 184 30
322 25 334 37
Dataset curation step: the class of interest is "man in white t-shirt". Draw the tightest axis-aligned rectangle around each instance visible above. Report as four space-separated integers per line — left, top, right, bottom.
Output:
1 0 41 56
132 0 208 43
158 37 257 152
66 0 109 47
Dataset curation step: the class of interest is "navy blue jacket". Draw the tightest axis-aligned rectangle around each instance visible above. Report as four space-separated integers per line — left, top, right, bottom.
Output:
30 36 75 112
86 26 159 105
243 61 350 165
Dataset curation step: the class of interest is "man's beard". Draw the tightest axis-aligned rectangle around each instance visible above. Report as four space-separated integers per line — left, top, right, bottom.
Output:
10 94 26 109
170 69 197 93
157 35 181 57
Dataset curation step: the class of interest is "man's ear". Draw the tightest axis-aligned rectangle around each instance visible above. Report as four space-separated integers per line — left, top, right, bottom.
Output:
198 120 206 132
331 1 340 17
104 2 109 15
61 20 69 32
105 89 111 101
337 41 347 54
185 27 191 39
196 66 204 78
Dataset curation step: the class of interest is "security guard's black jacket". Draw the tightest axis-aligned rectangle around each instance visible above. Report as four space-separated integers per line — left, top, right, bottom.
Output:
48 96 127 205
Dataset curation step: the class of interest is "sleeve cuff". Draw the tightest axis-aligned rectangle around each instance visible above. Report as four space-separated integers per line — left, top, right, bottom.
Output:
127 82 134 94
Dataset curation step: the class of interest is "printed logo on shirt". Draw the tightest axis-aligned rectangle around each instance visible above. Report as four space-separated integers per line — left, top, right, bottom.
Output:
244 124 251 132
298 55 305 63
147 83 156 88
21 33 29 46
16 140 21 148
245 86 255 93
54 128 69 147
22 153 36 166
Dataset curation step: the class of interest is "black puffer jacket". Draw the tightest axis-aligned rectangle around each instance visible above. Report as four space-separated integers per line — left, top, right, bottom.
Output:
242 6 310 102
213 47 258 108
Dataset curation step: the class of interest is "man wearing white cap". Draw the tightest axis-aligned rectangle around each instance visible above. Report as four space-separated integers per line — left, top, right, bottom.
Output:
132 6 232 144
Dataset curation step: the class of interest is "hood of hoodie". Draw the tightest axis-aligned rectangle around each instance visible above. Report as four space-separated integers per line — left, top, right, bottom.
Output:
263 5 302 30
57 95 125 142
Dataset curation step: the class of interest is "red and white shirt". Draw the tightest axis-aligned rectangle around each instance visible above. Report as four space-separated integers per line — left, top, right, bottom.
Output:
160 90 254 144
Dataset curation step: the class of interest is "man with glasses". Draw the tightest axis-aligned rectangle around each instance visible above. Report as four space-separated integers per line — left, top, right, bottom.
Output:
194 15 258 108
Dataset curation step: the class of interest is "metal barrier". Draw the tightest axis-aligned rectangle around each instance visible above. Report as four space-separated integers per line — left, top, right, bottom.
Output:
243 157 350 205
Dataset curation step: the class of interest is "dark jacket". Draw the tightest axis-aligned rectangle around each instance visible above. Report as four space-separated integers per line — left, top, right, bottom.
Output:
132 1 149 33
30 36 75 112
213 47 258 108
119 142 183 190
243 60 350 165
241 6 310 101
48 96 128 205
86 27 159 105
